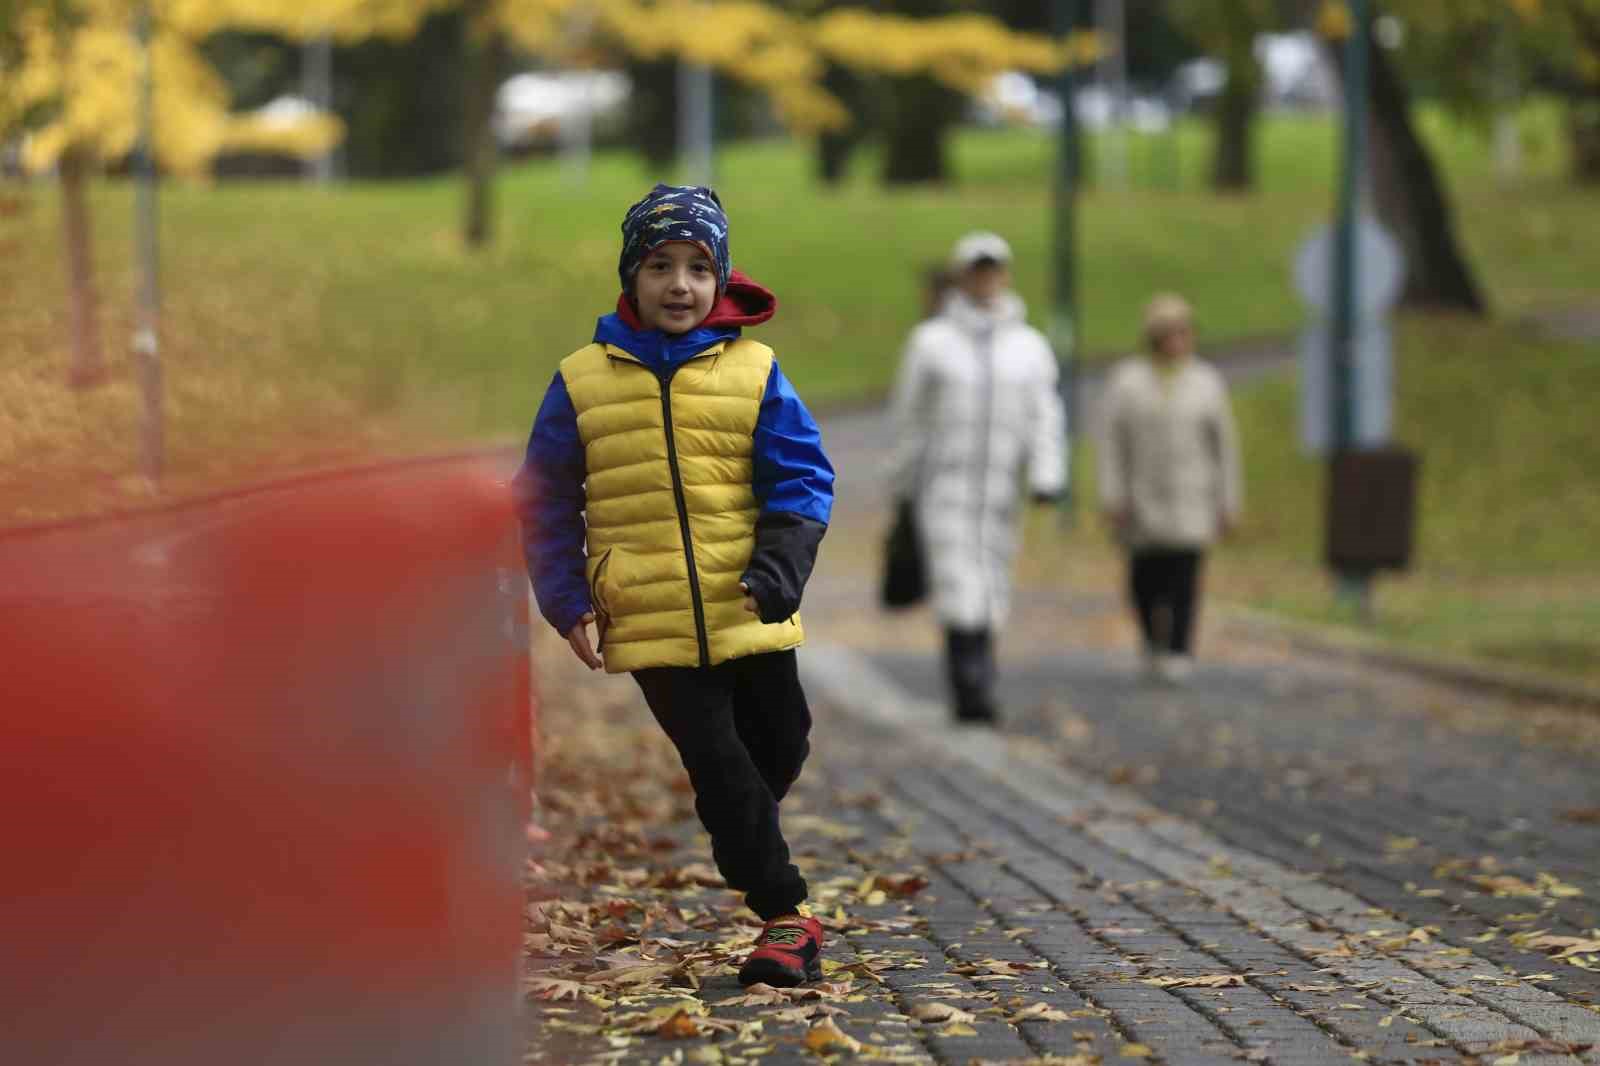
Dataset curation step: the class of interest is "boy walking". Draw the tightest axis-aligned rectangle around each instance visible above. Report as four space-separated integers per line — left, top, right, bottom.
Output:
512 185 834 986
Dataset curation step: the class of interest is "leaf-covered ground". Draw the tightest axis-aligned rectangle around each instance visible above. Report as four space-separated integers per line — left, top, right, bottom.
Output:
522 625 1600 1066
522 646 1165 1066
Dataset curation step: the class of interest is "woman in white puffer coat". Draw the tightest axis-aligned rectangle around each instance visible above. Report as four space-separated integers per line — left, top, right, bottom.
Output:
886 232 1067 723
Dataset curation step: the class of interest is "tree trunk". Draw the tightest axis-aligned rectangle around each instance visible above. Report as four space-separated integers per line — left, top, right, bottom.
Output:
461 16 506 250
882 74 961 185
1211 45 1259 191
58 147 104 390
815 63 867 185
1347 30 1485 313
1564 6 1600 185
817 132 853 184
628 59 680 171
1568 97 1600 185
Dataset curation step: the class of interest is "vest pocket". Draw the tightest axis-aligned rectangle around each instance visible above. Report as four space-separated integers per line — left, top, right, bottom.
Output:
588 548 614 651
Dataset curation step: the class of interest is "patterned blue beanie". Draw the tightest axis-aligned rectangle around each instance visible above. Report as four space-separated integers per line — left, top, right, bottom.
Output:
618 184 731 293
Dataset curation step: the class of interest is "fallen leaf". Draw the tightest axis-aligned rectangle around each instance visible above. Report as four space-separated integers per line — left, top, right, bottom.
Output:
1476 1039 1595 1056
1467 872 1584 900
586 961 678 987
1141 974 1245 989
1009 1002 1074 1022
936 1022 978 1037
770 1002 848 1024
786 815 864 842
525 976 586 1001
656 1009 704 1039
873 873 931 898
1517 934 1600 957
804 1019 862 1055
1119 1043 1154 1058
826 960 887 984
910 1003 976 1024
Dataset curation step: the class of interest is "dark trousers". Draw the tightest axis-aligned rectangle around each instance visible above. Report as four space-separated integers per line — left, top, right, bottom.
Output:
944 627 997 721
1129 549 1204 655
632 649 811 920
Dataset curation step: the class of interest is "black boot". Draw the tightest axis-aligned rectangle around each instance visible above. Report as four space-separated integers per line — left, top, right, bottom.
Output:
945 627 998 725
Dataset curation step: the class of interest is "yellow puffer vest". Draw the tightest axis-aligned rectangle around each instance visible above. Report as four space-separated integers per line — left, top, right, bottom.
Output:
560 336 805 673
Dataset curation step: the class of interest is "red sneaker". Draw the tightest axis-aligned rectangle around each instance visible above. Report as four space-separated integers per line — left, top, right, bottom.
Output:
737 913 824 987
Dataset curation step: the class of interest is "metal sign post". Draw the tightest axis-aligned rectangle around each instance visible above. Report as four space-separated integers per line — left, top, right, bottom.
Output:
1294 217 1403 455
676 32 714 186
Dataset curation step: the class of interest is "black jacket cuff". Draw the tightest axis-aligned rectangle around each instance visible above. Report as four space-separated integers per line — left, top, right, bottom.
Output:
740 511 827 624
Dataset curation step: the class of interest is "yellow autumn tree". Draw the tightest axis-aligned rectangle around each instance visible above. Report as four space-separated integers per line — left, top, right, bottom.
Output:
406 0 1087 243
4 0 346 386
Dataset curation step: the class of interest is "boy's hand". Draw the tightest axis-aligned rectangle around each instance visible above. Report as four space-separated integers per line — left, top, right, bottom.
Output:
739 581 758 614
566 612 603 671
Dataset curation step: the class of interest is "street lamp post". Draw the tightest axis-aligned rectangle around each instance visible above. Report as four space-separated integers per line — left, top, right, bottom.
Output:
303 34 334 182
1052 0 1084 515
1095 0 1127 190
133 0 164 484
1329 0 1370 614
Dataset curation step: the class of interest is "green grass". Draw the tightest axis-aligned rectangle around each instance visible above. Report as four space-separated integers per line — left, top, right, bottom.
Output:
5 100 1594 433
1215 313 1600 684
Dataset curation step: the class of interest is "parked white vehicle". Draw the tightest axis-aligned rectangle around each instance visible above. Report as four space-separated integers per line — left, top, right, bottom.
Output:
494 71 631 151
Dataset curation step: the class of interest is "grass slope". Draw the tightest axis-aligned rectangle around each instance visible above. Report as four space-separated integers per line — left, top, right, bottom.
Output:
1216 315 1600 682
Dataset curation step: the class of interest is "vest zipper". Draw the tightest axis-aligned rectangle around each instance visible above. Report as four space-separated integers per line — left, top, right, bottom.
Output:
658 364 712 668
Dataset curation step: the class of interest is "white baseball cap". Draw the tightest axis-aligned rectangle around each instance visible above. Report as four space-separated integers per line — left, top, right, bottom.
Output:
949 231 1013 271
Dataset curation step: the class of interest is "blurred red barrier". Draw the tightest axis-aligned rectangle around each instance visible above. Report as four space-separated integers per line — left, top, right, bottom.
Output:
1 458 533 1066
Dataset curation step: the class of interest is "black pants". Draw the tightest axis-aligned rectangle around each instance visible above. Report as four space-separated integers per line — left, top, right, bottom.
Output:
632 649 811 921
944 627 997 721
1129 549 1204 655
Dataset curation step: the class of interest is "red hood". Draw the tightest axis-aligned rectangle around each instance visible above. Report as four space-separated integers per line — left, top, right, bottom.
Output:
615 270 777 331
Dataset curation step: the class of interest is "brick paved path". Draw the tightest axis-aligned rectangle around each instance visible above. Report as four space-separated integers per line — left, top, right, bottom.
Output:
524 636 1600 1065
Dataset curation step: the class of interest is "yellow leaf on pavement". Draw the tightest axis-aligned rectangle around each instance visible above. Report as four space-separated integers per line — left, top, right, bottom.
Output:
804 1019 862 1055
1009 1002 1075 1022
656 1009 703 1039
910 1003 976 1024
1120 1042 1155 1058
525 976 585 1001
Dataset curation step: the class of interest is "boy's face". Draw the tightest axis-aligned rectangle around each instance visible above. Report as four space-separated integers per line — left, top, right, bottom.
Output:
634 242 718 334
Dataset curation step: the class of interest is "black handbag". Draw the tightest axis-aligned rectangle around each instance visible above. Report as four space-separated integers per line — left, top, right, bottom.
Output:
880 500 928 609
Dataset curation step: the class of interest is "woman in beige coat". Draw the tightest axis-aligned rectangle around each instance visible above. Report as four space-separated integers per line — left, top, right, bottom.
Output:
1098 295 1242 683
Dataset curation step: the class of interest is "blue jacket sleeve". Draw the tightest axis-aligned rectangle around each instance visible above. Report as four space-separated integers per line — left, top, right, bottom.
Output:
510 372 592 636
751 360 834 523
740 361 834 623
